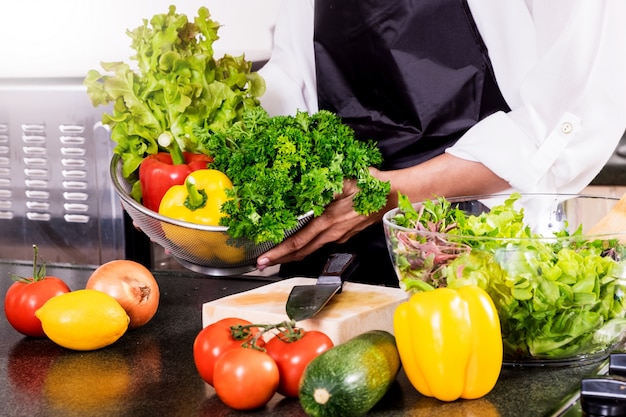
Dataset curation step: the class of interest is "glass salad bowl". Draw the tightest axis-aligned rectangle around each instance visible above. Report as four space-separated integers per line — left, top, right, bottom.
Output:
110 154 313 276
383 193 626 366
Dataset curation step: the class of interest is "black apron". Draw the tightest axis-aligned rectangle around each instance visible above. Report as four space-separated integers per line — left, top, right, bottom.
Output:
279 0 511 286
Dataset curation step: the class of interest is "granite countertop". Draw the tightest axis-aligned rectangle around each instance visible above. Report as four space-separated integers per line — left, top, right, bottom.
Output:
0 260 607 417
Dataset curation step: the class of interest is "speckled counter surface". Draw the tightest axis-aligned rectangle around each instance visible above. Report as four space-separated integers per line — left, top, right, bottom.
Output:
0 261 606 417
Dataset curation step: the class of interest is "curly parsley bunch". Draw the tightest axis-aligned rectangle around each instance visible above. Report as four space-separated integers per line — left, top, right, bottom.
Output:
197 107 390 244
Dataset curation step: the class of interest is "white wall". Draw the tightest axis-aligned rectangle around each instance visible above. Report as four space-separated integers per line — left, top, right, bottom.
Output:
0 0 281 78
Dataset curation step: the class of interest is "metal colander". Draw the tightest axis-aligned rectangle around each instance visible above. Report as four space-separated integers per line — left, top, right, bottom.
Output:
110 154 313 276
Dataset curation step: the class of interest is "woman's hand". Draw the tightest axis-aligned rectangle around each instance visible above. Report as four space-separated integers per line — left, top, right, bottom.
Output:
255 153 510 271
256 178 384 270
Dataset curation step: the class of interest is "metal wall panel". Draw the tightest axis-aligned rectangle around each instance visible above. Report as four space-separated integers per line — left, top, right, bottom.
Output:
0 78 125 265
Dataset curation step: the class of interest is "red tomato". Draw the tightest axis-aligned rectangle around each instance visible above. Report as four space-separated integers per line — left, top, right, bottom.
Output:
4 246 71 338
213 348 279 410
4 276 71 337
193 317 264 386
265 329 334 398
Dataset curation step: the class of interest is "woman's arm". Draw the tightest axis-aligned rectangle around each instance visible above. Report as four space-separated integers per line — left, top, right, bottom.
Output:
257 152 509 269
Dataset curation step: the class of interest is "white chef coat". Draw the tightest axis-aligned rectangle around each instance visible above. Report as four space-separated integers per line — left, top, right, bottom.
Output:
258 0 626 194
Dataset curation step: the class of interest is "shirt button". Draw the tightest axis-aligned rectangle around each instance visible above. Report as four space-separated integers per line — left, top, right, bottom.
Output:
561 122 573 134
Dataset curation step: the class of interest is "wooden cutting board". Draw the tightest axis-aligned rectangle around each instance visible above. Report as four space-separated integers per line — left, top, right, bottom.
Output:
587 191 626 242
202 277 408 345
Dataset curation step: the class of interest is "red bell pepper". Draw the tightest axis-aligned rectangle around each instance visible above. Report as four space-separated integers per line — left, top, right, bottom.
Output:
139 152 213 212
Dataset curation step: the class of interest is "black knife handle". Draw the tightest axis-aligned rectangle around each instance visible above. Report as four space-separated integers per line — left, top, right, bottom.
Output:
317 253 358 290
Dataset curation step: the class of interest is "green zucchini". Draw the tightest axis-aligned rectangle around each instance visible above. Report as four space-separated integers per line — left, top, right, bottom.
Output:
298 330 401 417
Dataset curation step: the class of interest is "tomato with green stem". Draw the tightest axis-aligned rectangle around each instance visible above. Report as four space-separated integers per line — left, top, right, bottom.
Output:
265 326 334 398
212 347 279 410
4 245 71 337
193 317 264 386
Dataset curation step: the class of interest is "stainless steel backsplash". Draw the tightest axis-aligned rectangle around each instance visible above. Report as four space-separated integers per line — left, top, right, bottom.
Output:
0 77 125 266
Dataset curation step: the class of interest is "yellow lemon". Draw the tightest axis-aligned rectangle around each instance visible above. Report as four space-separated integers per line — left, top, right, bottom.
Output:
35 289 130 351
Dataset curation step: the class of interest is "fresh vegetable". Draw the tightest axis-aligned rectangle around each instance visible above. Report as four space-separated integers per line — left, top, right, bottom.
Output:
167 228 246 264
195 232 246 264
158 169 233 226
156 166 243 264
35 289 129 351
394 286 502 401
4 245 71 337
157 168 237 261
212 347 279 410
387 192 626 360
194 318 333 407
298 330 400 417
139 151 212 212
197 107 391 244
193 317 264 386
85 260 160 329
265 325 334 398
84 5 265 186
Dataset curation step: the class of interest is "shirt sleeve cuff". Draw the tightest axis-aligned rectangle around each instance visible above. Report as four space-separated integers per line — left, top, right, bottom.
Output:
445 110 557 192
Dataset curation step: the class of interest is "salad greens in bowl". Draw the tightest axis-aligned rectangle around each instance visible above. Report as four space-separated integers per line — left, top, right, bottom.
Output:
383 193 626 366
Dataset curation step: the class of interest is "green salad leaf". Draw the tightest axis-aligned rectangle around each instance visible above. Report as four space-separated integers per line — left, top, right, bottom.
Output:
84 5 265 181
388 193 626 360
196 107 391 244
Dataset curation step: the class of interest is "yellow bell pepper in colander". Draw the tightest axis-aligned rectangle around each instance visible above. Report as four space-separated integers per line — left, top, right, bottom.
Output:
158 169 245 264
393 286 502 402
158 169 233 226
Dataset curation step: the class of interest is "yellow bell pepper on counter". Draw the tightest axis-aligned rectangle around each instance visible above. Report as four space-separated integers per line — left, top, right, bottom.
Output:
393 286 502 402
159 169 233 226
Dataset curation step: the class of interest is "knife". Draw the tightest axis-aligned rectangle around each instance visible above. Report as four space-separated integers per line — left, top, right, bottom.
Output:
285 253 358 322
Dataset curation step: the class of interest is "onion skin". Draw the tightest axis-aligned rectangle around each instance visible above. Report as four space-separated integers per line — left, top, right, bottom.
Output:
86 260 160 329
